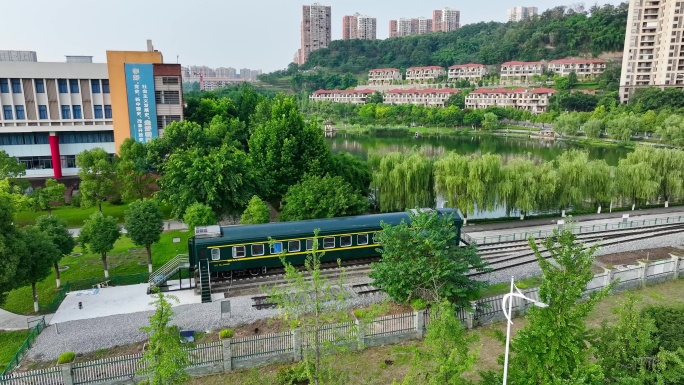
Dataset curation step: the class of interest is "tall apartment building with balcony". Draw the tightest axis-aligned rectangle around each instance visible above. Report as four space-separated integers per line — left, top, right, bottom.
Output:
465 87 556 114
500 61 545 84
432 8 461 32
368 68 402 85
343 13 377 40
507 6 538 22
298 3 331 65
389 17 433 37
619 0 684 103
406 66 446 84
548 59 607 79
448 64 488 82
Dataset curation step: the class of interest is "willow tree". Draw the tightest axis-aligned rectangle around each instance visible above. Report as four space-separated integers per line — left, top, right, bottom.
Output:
555 149 589 217
533 160 558 213
434 153 471 221
468 153 502 214
585 160 613 213
371 151 434 212
642 147 684 208
615 157 659 210
499 157 538 220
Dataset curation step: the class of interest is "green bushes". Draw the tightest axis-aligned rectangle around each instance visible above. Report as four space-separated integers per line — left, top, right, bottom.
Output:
641 305 684 352
219 329 233 339
57 352 75 364
410 299 428 311
275 361 313 385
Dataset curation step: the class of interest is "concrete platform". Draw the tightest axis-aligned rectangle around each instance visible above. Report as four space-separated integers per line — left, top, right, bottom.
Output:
49 284 201 324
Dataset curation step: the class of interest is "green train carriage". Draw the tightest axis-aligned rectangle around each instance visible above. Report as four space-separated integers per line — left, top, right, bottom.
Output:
188 208 463 280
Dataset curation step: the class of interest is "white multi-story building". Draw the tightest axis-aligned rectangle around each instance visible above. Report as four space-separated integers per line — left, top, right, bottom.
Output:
619 0 684 103
499 61 545 84
448 64 488 81
507 6 538 22
405 66 446 84
0 50 38 62
465 87 556 114
309 89 374 104
397 18 414 37
547 59 607 79
368 68 402 85
343 13 377 40
384 88 460 107
433 8 460 32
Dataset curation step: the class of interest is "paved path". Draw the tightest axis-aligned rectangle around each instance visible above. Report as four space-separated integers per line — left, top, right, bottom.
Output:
0 309 39 331
68 220 187 237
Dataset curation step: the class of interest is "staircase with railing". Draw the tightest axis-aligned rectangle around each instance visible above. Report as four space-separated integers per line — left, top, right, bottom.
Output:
199 259 212 303
148 254 190 291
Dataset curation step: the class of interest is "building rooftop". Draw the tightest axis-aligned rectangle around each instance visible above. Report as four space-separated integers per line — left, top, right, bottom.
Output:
406 66 444 71
501 61 544 66
548 58 606 64
449 63 486 69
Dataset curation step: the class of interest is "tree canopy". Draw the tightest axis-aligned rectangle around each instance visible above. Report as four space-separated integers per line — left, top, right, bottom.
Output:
125 200 164 273
241 196 271 225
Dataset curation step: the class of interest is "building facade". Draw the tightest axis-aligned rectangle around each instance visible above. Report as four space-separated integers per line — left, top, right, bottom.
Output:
433 8 460 32
448 64 488 81
507 6 538 22
547 59 606 79
0 43 182 180
405 66 446 84
499 61 545 83
368 68 402 85
309 89 374 104
299 3 332 64
389 20 399 38
465 87 556 114
384 88 460 107
343 13 377 40
390 17 434 37
619 0 684 103
0 50 38 62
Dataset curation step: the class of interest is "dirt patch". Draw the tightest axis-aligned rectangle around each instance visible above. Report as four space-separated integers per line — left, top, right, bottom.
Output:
596 247 682 267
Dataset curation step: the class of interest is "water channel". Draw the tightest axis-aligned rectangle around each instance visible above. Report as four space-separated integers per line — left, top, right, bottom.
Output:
327 134 635 219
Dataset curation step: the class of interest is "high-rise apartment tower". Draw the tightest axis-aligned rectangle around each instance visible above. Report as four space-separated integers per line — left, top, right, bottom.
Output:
507 6 538 22
299 3 332 64
343 13 377 40
433 8 461 32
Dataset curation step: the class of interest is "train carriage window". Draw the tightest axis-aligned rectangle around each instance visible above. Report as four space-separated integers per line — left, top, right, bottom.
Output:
211 248 220 261
340 236 352 247
323 237 335 249
271 242 283 254
288 240 300 252
251 244 265 256
232 246 245 258
306 239 314 251
357 234 369 245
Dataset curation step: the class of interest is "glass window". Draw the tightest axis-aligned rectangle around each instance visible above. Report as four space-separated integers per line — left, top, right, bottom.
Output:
104 105 112 119
102 80 110 93
2 105 13 120
11 79 21 93
91 80 101 93
288 240 300 252
323 237 335 249
232 246 245 258
60 155 77 168
38 105 48 120
162 76 180 85
15 106 25 120
0 133 48 145
94 105 103 119
306 239 314 251
340 236 352 247
72 105 82 119
155 90 181 104
251 244 265 256
0 79 8 93
357 234 369 245
61 105 71 119
59 131 114 144
35 79 45 93
69 79 79 93
58 79 68 93
271 242 283 254
211 248 220 261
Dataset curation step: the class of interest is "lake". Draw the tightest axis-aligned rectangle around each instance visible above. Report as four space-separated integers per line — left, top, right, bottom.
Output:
327 134 633 166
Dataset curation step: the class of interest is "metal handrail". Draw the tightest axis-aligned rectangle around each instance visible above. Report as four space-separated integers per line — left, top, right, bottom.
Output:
148 254 189 286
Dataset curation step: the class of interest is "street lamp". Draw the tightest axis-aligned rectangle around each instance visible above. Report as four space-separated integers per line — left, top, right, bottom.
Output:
502 276 548 385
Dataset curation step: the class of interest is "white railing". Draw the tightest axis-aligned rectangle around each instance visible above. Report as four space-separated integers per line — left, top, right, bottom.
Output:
148 254 189 287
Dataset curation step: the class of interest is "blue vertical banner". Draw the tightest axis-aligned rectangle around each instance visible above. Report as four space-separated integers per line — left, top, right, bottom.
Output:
124 63 158 143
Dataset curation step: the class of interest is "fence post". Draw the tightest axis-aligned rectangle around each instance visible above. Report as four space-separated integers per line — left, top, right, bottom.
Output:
415 311 425 339
222 339 232 372
671 255 681 280
60 363 74 385
293 328 302 362
638 261 649 288
466 301 477 329
603 267 613 290
355 319 365 350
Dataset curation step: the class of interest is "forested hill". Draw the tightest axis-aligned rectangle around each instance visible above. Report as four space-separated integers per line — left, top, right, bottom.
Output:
302 3 628 74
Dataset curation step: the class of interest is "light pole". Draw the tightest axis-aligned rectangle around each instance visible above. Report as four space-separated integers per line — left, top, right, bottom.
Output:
502 276 548 385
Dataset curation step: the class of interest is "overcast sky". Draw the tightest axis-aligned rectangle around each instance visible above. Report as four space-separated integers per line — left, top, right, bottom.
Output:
4 0 624 72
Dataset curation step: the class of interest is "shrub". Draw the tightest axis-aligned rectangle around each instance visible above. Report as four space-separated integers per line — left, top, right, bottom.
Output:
353 309 365 319
275 361 312 385
411 298 428 311
57 352 75 364
219 329 233 339
70 192 81 207
641 305 684 352
107 191 123 205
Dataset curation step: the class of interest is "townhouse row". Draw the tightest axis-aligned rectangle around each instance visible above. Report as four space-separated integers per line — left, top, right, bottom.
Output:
367 59 607 85
309 87 557 113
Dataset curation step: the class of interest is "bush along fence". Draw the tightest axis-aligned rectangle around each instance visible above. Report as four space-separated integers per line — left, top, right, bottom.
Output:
3 253 684 385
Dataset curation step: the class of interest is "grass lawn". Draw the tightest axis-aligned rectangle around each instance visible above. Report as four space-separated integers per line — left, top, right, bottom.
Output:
1 230 191 315
0 331 28 369
189 278 684 385
13 202 174 228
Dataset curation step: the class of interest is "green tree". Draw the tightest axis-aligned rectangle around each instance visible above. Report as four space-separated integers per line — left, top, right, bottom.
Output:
183 203 216 234
656 115 684 147
615 155 659 210
330 152 372 195
76 148 117 212
606 114 639 143
445 93 466 109
35 215 76 288
468 154 502 214
117 138 156 201
370 210 488 306
370 151 434 212
482 112 500 130
0 196 22 305
368 91 384 104
14 226 61 313
554 112 583 136
498 157 548 219
125 200 164 274
280 174 369 222
553 75 571 90
241 195 270 225
585 160 613 213
506 225 612 385
434 153 472 219
397 301 479 385
581 118 604 138
30 178 66 215
138 290 190 385
79 212 121 278
555 149 589 215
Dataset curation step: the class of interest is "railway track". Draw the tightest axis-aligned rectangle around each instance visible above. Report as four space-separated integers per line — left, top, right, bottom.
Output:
250 285 378 310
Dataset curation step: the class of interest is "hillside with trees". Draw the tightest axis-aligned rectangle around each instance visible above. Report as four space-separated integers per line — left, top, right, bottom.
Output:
301 4 627 75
